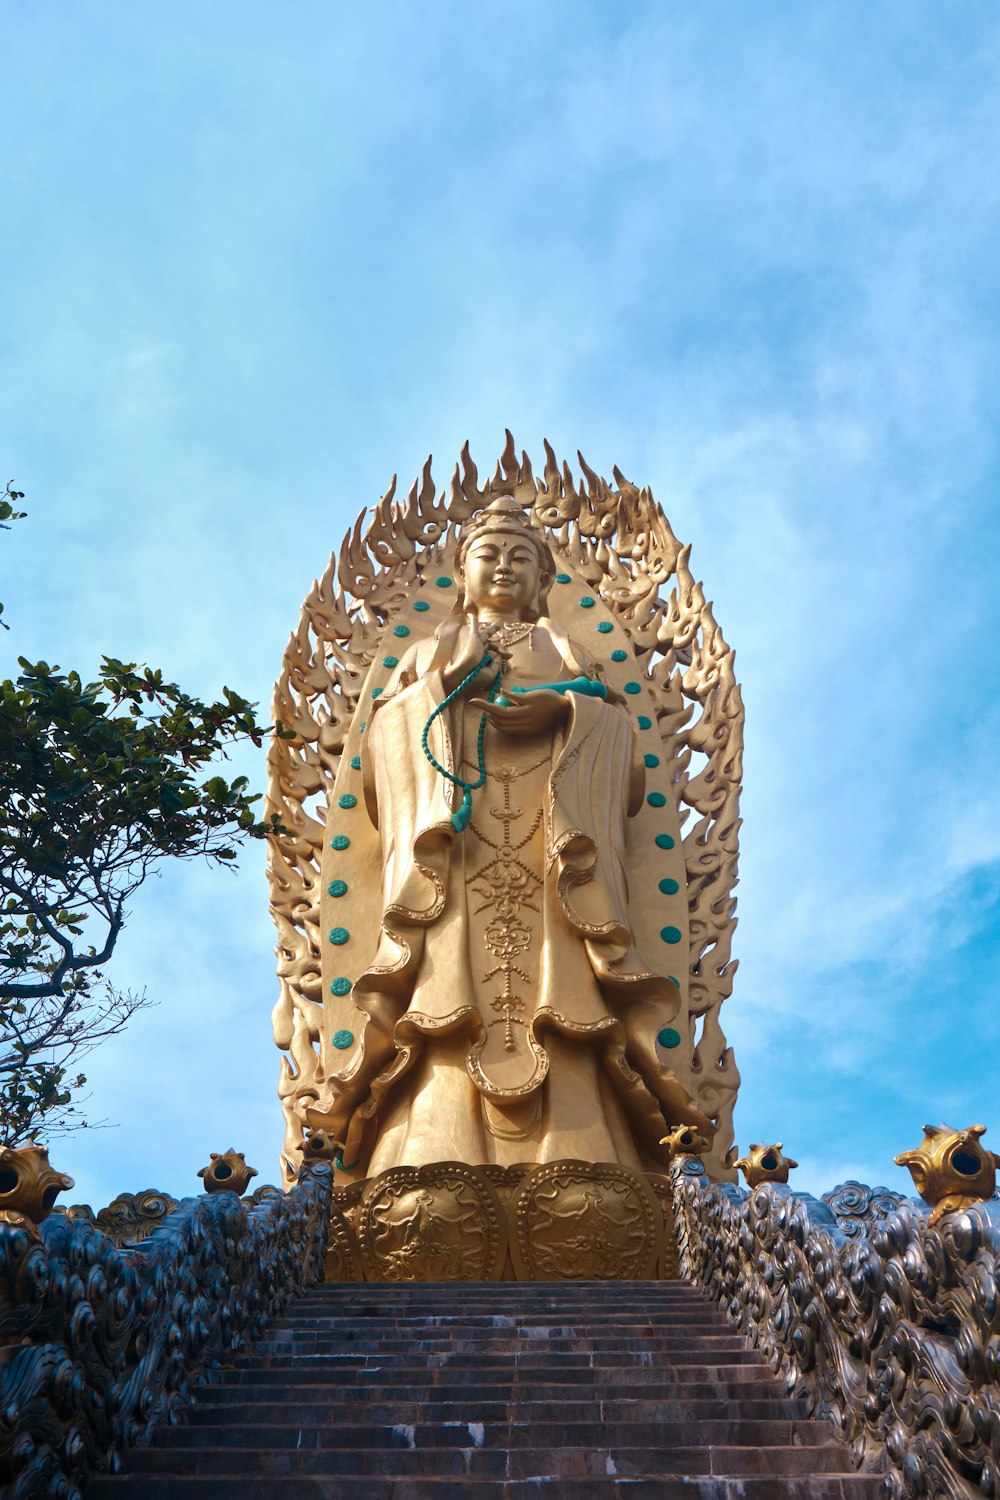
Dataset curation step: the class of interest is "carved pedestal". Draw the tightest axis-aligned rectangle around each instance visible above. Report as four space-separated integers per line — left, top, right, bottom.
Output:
324 1159 677 1282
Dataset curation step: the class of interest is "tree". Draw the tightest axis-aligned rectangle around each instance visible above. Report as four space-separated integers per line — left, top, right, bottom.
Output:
0 488 287 1143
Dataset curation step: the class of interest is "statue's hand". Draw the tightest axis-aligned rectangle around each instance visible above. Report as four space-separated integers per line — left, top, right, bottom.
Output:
442 621 498 695
469 689 570 736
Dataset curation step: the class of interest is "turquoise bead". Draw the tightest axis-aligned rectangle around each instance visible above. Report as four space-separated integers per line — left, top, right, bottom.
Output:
359 722 366 733
328 880 348 897
413 600 430 612
647 792 666 808
659 877 679 895
332 1028 354 1049
644 753 660 768
371 687 382 698
331 834 350 851
624 682 641 695
611 649 627 662
660 925 682 944
338 794 357 810
383 655 399 668
328 927 350 945
393 624 410 637
657 1026 681 1049
597 620 613 634
655 833 675 850
579 596 595 608
637 715 652 730
330 977 351 996
436 576 453 588
555 573 571 584
350 755 361 770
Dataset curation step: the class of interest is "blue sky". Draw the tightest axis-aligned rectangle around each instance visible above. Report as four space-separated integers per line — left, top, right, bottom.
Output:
2 1 999 1208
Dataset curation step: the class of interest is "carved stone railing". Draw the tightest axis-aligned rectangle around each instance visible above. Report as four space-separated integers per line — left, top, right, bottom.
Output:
0 1163 332 1500
671 1158 1000 1500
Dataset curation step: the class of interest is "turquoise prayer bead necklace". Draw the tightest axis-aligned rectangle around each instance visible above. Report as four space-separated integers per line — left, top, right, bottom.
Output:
420 651 502 833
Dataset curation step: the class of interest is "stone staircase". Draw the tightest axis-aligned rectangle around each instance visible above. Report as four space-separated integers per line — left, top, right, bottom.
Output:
88 1281 884 1497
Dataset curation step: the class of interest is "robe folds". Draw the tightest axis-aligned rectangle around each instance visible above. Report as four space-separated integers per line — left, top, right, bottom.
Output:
307 617 710 1174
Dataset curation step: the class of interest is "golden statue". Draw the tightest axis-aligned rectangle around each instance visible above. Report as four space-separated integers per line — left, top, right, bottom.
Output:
269 437 742 1208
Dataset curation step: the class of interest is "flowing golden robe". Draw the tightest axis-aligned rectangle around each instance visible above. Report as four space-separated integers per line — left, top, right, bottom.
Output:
309 617 709 1173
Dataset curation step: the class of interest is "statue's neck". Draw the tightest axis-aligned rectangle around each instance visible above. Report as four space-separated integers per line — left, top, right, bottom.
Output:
474 607 535 625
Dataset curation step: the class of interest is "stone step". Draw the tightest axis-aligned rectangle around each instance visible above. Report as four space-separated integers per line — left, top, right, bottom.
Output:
234 1348 763 1372
293 1294 710 1310
190 1393 805 1423
88 1477 884 1498
212 1362 773 1392
290 1296 710 1308
268 1314 722 1331
252 1334 749 1355
120 1441 858 1478
101 1440 869 1476
159 1417 836 1451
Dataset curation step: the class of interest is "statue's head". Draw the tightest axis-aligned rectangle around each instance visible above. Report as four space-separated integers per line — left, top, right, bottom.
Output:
456 497 554 620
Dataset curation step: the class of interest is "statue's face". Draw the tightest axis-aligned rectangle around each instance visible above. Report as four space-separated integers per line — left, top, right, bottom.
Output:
461 533 545 617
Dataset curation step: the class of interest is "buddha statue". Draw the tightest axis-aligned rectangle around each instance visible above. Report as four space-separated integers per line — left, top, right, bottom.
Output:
305 495 713 1175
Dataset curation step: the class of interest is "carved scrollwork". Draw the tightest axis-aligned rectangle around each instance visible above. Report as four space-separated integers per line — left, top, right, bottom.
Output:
510 1161 662 1281
268 436 743 1182
821 1179 907 1239
671 1160 1000 1498
324 1204 362 1283
644 1172 680 1279
0 1165 332 1498
53 1188 181 1247
356 1162 506 1283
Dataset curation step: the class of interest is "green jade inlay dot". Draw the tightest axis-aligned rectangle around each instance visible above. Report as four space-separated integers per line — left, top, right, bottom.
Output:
655 833 675 850
328 927 350 945
328 880 348 898
637 715 652 730
611 649 627 662
644 753 660 768
647 792 666 808
330 977 351 996
579 596 595 608
393 624 410 637
659 877 680 895
555 573 571 584
436 576 453 588
338 794 357 810
350 756 361 770
332 1029 354 1049
657 1026 682 1049
624 682 641 695
330 834 350 851
382 655 399 668
660 925 682 945
413 599 430 612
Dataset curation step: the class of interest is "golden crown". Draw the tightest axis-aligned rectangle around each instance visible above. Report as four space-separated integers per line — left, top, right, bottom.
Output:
457 496 553 569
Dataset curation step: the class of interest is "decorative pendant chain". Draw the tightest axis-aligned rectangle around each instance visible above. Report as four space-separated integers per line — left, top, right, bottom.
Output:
490 621 533 652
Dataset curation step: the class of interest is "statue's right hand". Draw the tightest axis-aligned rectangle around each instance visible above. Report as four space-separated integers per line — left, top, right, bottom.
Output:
442 620 495 695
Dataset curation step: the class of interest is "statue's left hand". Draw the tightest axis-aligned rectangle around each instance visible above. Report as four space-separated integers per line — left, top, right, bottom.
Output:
468 689 570 736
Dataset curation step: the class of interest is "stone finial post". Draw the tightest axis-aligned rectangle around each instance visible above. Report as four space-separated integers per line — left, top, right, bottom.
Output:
734 1142 798 1188
198 1149 258 1196
895 1123 999 1224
